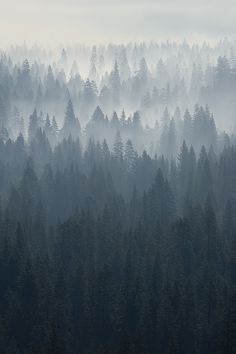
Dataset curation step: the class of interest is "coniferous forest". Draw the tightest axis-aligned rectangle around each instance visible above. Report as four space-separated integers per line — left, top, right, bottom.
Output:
0 41 236 353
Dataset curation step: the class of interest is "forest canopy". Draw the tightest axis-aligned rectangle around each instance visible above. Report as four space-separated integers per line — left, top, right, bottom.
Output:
0 41 236 353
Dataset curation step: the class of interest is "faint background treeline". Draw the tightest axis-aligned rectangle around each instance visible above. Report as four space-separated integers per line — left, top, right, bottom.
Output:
1 39 236 133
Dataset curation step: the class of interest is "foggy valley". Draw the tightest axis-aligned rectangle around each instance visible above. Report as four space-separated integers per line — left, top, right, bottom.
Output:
0 1 236 353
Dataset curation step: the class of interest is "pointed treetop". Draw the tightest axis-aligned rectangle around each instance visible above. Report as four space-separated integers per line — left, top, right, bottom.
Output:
92 106 104 123
65 99 76 122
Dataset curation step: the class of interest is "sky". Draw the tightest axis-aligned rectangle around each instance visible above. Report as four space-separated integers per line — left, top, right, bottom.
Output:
0 0 235 47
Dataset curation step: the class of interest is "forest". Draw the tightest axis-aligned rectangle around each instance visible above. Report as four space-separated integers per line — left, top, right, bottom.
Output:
0 41 236 353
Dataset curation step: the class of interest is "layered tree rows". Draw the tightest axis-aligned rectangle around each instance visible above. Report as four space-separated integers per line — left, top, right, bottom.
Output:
0 112 235 352
1 40 236 133
0 41 236 353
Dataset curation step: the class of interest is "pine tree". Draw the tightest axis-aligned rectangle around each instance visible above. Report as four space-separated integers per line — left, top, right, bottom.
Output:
124 139 136 173
110 61 121 108
61 99 81 140
28 109 39 141
113 131 124 160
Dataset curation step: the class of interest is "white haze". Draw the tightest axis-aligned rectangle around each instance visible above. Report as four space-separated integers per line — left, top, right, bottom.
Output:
0 0 235 47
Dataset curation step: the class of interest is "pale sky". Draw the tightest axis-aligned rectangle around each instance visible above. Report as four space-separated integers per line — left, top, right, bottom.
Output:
0 0 235 46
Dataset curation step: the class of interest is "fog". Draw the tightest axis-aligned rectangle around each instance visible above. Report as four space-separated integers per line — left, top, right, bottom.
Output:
0 0 235 46
0 39 236 151
2 2 236 353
